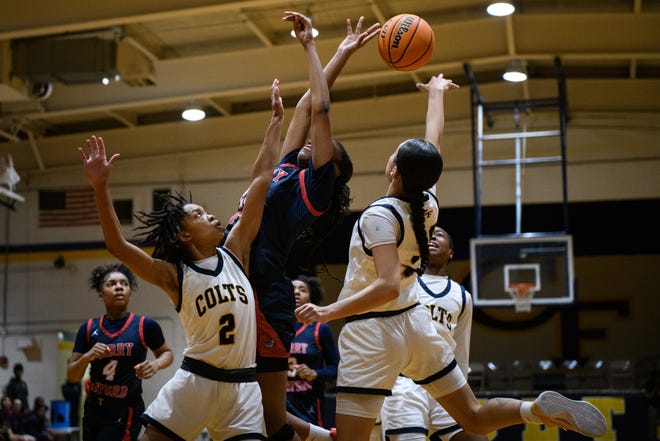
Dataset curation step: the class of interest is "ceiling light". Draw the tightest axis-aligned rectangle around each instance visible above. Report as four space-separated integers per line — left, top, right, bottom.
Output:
487 2 515 17
181 107 206 122
290 28 319 39
503 59 528 82
101 77 110 86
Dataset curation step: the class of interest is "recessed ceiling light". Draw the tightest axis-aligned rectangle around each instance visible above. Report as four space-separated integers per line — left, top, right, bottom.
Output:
503 59 528 82
182 107 206 121
487 2 516 17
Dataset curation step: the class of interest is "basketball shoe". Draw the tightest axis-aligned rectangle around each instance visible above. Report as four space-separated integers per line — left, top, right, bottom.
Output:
532 391 607 437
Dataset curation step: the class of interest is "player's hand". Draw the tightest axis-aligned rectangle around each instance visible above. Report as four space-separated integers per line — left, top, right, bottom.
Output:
416 73 459 93
284 11 314 46
134 360 158 379
337 16 381 56
294 363 318 381
86 343 109 361
78 135 120 189
295 303 329 324
271 78 284 121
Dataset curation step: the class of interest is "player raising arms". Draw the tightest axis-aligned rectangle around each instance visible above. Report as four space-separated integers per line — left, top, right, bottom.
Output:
78 78 284 440
236 12 378 441
296 74 607 441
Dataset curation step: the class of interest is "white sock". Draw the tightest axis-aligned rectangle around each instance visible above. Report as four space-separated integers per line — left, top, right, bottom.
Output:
520 401 543 424
305 424 332 441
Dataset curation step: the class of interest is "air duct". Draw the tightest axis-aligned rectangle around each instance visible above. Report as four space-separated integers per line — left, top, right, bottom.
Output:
11 34 155 87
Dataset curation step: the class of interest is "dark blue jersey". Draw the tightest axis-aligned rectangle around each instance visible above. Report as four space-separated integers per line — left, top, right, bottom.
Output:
224 149 336 367
249 149 336 280
287 321 339 426
73 313 165 403
288 321 339 396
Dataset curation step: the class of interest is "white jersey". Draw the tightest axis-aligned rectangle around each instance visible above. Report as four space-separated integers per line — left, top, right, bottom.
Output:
177 247 257 369
339 190 438 312
417 274 472 377
380 276 473 440
144 247 265 439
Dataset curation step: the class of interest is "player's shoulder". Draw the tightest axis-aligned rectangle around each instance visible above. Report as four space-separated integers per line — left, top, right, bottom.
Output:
141 316 163 330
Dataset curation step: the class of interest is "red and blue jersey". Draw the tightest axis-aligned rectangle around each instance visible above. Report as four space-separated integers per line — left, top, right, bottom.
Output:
73 313 166 403
249 149 335 280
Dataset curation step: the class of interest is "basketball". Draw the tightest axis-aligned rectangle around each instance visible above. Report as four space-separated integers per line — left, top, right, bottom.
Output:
378 14 435 71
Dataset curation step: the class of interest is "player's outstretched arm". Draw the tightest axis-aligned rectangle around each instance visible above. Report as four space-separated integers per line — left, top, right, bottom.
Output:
285 11 334 170
416 73 459 154
225 79 284 268
279 16 380 159
78 136 177 296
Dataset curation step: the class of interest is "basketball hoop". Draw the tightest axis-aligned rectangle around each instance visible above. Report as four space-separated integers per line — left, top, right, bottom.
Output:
507 283 536 312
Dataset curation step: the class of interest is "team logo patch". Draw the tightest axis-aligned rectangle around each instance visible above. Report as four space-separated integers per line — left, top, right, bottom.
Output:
264 339 275 348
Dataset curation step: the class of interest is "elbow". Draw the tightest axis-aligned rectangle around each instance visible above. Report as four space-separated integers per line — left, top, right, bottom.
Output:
312 100 331 116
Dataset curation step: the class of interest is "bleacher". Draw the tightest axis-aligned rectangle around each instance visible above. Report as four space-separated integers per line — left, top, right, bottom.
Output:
468 357 645 394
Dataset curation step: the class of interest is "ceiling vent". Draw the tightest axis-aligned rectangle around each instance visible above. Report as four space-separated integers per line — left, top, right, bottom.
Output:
11 35 155 87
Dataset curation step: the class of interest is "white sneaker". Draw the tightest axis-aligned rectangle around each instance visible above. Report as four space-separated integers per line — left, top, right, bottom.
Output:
532 391 607 437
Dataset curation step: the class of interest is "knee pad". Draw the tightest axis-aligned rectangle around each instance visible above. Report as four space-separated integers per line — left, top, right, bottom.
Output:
268 423 295 441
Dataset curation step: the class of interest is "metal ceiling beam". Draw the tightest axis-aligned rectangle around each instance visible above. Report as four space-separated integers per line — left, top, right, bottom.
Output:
367 0 387 24
17 50 659 124
504 15 530 101
0 0 301 40
0 129 20 143
240 12 274 47
26 130 45 171
105 110 136 127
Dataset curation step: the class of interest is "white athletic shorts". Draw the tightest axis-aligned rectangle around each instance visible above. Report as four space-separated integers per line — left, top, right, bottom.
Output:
336 305 466 418
381 376 462 441
142 368 265 440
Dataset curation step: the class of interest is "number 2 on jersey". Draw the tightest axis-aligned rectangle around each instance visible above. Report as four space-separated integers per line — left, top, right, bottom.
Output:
219 313 235 345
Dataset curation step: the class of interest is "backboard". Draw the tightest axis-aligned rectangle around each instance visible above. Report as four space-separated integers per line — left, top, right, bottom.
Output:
470 234 574 308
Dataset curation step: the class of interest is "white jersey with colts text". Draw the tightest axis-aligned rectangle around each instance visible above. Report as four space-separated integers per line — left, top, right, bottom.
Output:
177 247 257 369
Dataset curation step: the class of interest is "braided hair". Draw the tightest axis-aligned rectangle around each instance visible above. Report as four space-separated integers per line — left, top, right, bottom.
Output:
133 192 191 263
89 263 137 292
395 139 443 277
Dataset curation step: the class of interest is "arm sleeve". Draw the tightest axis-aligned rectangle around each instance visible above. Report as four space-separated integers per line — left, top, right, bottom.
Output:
71 322 91 355
314 324 339 380
143 317 166 350
452 291 473 379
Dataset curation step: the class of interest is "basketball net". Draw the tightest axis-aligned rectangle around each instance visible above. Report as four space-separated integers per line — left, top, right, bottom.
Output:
507 283 536 312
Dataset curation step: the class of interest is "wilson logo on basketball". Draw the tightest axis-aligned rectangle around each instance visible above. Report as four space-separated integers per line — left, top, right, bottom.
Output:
392 16 416 49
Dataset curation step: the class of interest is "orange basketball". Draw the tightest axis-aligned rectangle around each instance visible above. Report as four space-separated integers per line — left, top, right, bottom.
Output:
378 14 435 71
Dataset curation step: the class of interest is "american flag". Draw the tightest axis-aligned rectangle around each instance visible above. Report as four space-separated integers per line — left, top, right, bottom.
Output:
38 188 99 228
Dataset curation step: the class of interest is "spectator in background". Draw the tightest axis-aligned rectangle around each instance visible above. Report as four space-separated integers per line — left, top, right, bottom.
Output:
287 275 339 428
60 382 81 428
7 399 31 440
25 399 56 441
1 395 35 441
6 364 28 411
